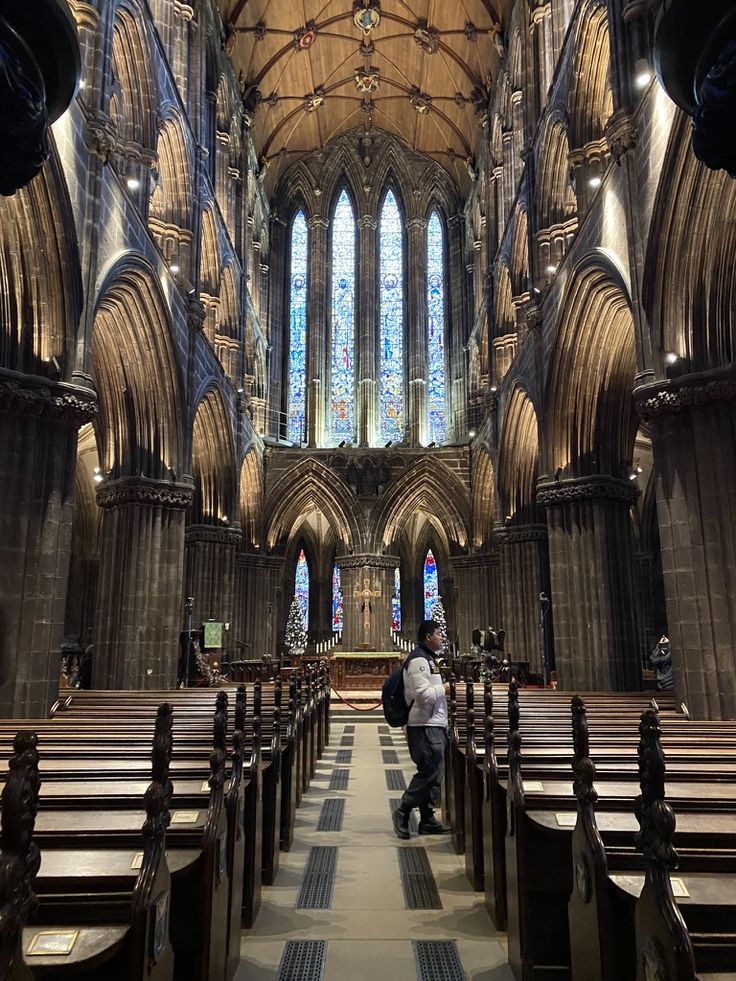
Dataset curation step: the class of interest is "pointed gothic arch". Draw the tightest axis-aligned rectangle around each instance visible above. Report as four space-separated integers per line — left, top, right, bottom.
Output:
545 256 637 477
498 386 541 525
92 256 184 480
190 386 236 525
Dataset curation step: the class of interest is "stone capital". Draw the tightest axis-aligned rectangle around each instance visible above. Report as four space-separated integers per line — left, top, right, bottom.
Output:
308 215 329 230
237 551 285 572
522 300 544 332
634 364 736 421
450 551 500 571
96 476 194 510
605 109 638 164
406 217 427 232
358 215 377 230
536 475 638 507
495 523 547 545
0 367 97 427
185 523 242 546
337 553 401 572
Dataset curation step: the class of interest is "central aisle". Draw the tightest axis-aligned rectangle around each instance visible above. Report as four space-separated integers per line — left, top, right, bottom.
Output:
237 710 514 981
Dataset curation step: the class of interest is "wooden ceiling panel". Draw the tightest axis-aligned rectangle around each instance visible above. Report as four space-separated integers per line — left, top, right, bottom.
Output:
220 0 512 192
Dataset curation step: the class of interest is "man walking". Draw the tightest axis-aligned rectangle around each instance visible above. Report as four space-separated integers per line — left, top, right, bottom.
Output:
392 619 450 839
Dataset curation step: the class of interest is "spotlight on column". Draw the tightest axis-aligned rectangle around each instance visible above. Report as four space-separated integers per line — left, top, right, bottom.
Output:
126 177 140 191
634 58 652 90
385 440 392 448
664 352 679 365
93 466 104 484
554 466 563 481
169 264 180 275
588 176 602 189
338 440 346 447
468 430 476 438
427 441 436 448
545 264 557 276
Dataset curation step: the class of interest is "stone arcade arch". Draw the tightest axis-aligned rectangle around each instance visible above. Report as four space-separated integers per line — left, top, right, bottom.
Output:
497 386 549 673
90 257 188 690
538 258 641 691
184 387 239 630
636 113 736 718
0 142 92 718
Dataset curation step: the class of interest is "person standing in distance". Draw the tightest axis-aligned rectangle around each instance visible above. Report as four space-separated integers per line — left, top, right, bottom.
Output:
392 620 450 839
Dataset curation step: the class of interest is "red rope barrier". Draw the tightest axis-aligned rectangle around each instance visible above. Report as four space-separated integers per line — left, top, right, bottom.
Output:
330 687 383 712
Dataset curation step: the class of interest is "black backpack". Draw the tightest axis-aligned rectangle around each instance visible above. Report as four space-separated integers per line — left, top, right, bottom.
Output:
381 650 427 728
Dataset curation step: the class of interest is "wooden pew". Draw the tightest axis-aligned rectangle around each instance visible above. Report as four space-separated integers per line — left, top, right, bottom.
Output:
569 702 736 981
3 709 176 980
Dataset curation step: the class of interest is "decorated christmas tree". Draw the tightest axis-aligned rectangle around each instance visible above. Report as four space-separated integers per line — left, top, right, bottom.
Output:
431 596 449 656
284 598 308 655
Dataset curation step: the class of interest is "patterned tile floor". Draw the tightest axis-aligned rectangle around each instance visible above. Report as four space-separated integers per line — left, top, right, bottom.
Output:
236 711 513 980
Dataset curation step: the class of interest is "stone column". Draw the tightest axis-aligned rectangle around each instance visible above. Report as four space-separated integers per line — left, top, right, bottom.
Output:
635 369 736 719
0 372 96 717
406 217 428 446
234 553 285 658
337 554 400 651
358 215 378 445
451 551 502 651
94 477 193 689
497 524 549 674
538 476 640 692
307 216 328 446
183 524 241 628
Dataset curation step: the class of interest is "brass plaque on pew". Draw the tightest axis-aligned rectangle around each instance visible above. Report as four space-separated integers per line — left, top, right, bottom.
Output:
201 780 210 792
523 781 544 792
172 810 200 824
27 931 79 956
671 878 690 898
555 813 577 827
131 852 144 870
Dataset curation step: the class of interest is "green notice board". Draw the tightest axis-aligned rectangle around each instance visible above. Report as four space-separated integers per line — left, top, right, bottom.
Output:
202 621 223 649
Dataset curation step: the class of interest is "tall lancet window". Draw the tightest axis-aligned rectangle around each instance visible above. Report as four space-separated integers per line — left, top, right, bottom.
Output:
423 548 439 620
330 189 356 443
288 211 308 443
294 548 310 630
332 564 344 632
427 211 447 444
392 567 402 632
379 190 404 442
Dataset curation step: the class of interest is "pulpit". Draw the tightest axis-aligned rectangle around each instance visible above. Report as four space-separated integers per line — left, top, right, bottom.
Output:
330 652 402 690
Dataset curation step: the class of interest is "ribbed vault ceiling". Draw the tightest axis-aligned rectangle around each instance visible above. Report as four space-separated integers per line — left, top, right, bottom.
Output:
219 0 511 193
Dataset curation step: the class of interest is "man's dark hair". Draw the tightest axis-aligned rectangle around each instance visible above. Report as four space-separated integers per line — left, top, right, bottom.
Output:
418 620 441 644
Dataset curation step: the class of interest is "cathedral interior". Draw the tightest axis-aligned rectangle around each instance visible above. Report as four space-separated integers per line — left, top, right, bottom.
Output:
1 0 736 976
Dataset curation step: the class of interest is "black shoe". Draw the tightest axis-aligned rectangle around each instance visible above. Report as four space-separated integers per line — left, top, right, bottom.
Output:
418 814 450 835
392 808 411 840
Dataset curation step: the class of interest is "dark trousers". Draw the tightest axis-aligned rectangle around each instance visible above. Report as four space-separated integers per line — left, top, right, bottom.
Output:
400 725 446 816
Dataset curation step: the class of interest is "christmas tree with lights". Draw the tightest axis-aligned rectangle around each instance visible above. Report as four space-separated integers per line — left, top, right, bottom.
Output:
284 598 308 655
431 596 449 656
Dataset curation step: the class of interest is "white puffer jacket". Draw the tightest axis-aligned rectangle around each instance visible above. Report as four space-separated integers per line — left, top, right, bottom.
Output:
403 647 448 728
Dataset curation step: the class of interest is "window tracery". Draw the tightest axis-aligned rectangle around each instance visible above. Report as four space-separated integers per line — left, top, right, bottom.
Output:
331 190 356 443
427 211 447 444
294 547 309 629
379 190 405 443
288 211 308 443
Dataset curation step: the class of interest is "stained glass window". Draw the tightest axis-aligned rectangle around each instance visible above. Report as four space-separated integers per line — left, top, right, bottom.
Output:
330 190 356 443
379 190 404 443
423 549 439 620
427 211 446 444
294 548 309 630
392 567 401 632
332 564 343 632
288 211 308 443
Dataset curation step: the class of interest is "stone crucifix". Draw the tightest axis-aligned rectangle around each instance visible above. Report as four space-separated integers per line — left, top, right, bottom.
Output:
354 577 381 641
